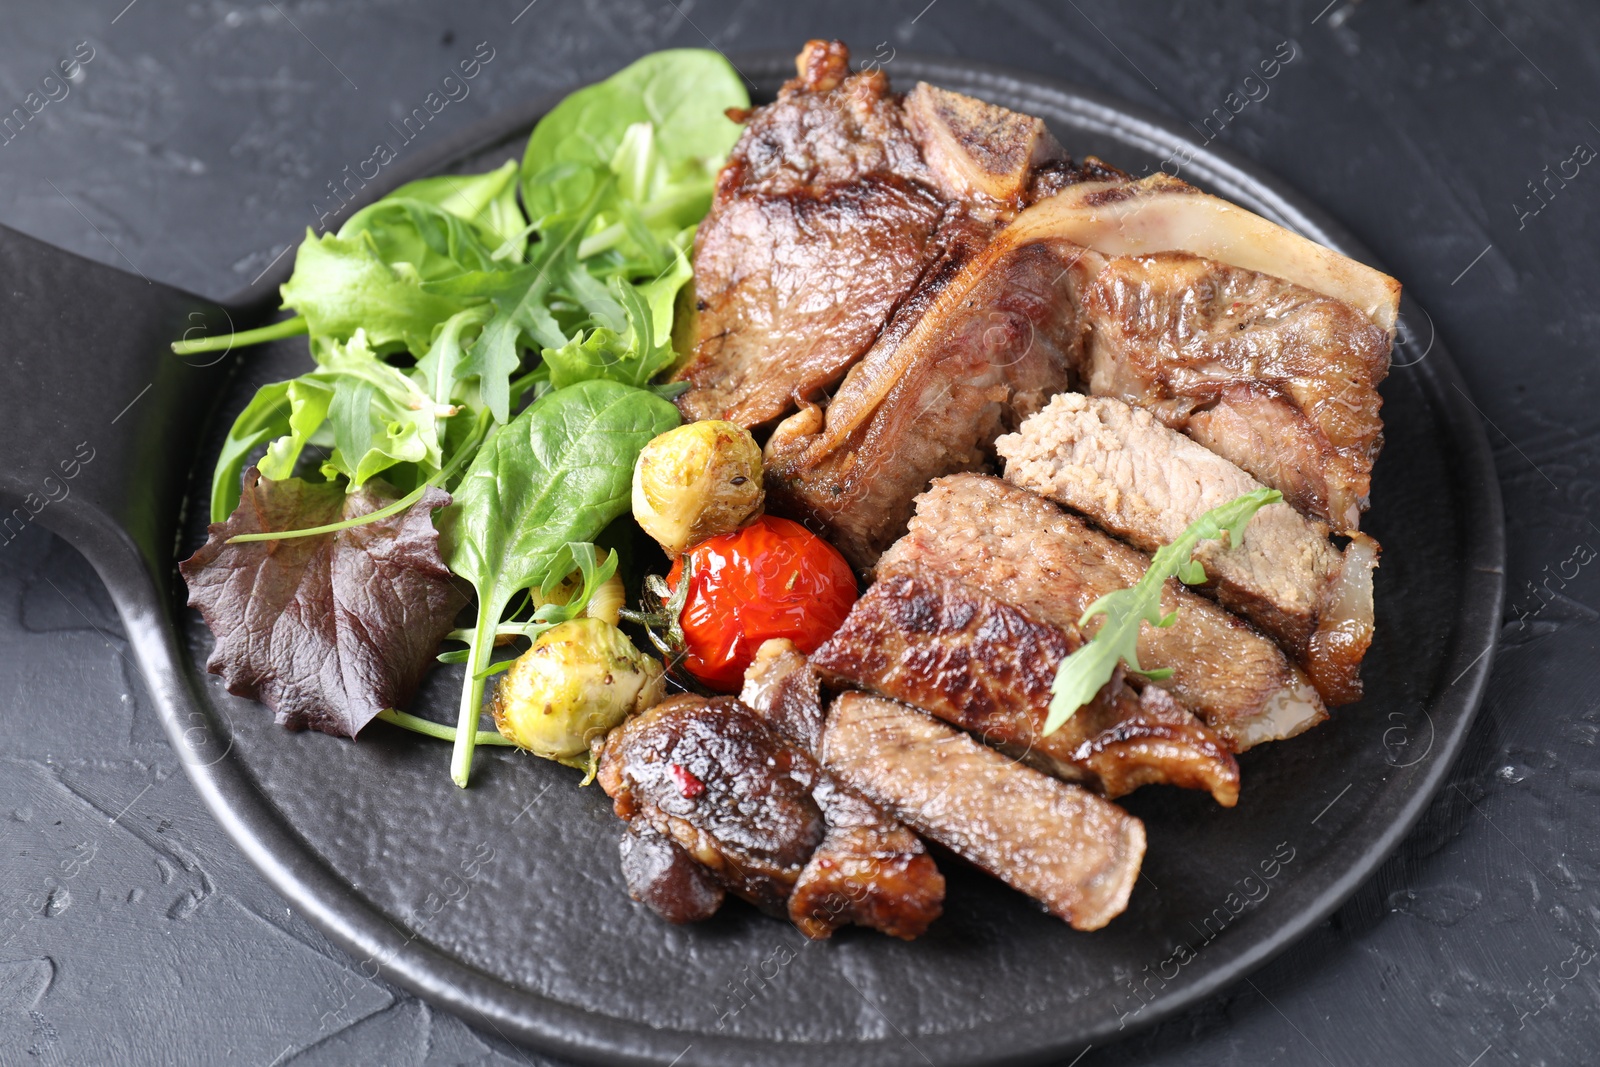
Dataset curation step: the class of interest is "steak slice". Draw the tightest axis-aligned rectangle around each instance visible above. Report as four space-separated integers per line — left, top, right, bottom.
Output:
812 564 1240 805
738 638 945 939
670 40 948 427
881 474 1326 750
1080 252 1389 532
599 693 942 939
822 692 1145 930
739 637 828 756
998 174 1399 532
764 232 1081 568
997 393 1378 705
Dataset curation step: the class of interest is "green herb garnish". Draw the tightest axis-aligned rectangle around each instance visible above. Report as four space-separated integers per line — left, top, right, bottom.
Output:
1045 488 1283 735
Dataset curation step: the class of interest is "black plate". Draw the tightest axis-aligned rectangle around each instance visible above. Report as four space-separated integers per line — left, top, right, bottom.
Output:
0 52 1503 1067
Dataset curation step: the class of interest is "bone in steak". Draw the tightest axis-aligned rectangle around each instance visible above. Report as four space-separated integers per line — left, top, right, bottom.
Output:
813 563 1241 805
999 175 1399 532
998 393 1378 705
764 231 1081 568
878 474 1328 750
822 692 1146 930
598 692 943 939
670 40 1075 428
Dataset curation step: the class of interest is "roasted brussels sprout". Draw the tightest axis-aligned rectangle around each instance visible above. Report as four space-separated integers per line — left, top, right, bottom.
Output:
491 619 665 764
632 420 764 555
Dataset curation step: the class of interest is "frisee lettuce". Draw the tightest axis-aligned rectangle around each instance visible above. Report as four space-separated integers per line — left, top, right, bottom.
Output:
1044 488 1284 735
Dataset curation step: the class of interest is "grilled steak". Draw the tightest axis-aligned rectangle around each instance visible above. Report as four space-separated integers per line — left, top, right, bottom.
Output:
822 692 1146 930
618 822 725 925
880 474 1326 750
599 693 942 939
999 174 1399 532
672 40 1073 429
737 638 945 939
813 564 1240 805
764 232 1081 568
998 393 1378 705
1080 253 1389 531
739 637 828 755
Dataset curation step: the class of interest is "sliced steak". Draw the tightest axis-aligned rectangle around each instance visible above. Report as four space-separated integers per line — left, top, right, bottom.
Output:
997 393 1377 705
1080 252 1389 531
812 564 1240 805
880 474 1326 750
822 692 1145 930
993 173 1398 532
599 693 943 939
764 232 1081 568
739 637 827 755
737 638 945 939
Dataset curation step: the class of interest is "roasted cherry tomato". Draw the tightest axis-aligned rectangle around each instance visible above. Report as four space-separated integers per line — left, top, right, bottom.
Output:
666 515 857 691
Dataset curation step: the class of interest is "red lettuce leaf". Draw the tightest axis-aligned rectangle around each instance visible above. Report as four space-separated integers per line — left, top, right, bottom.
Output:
180 468 467 737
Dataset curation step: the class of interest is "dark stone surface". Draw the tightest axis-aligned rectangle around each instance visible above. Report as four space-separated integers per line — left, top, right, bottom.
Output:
0 1 1595 1065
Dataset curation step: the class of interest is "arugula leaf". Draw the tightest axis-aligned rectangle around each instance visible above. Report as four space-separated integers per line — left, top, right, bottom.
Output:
438 379 681 786
311 330 450 488
543 252 690 387
280 228 481 353
180 469 466 738
1045 488 1284 735
390 160 528 260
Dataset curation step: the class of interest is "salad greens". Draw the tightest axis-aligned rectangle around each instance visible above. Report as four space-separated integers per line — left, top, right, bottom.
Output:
1044 488 1284 735
440 380 679 787
181 47 746 523
177 50 747 779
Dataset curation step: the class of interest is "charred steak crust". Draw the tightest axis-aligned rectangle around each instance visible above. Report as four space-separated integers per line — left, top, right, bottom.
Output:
618 822 725 925
674 39 1095 433
821 692 1146 931
883 474 1328 750
813 563 1240 806
598 693 943 939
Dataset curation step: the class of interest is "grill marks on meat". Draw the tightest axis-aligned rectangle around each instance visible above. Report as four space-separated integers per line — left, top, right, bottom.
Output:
880 474 1327 750
822 692 1145 930
998 393 1377 705
1079 252 1390 531
764 233 1080 568
813 565 1240 805
599 692 942 939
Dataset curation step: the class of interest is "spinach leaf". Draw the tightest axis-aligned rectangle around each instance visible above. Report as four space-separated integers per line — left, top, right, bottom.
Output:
339 198 503 283
521 49 746 234
439 379 681 786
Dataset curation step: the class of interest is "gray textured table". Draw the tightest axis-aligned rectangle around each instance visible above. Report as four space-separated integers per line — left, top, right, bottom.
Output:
2 2 1596 1064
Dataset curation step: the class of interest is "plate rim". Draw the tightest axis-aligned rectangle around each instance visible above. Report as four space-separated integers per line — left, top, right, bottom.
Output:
107 49 1505 1067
